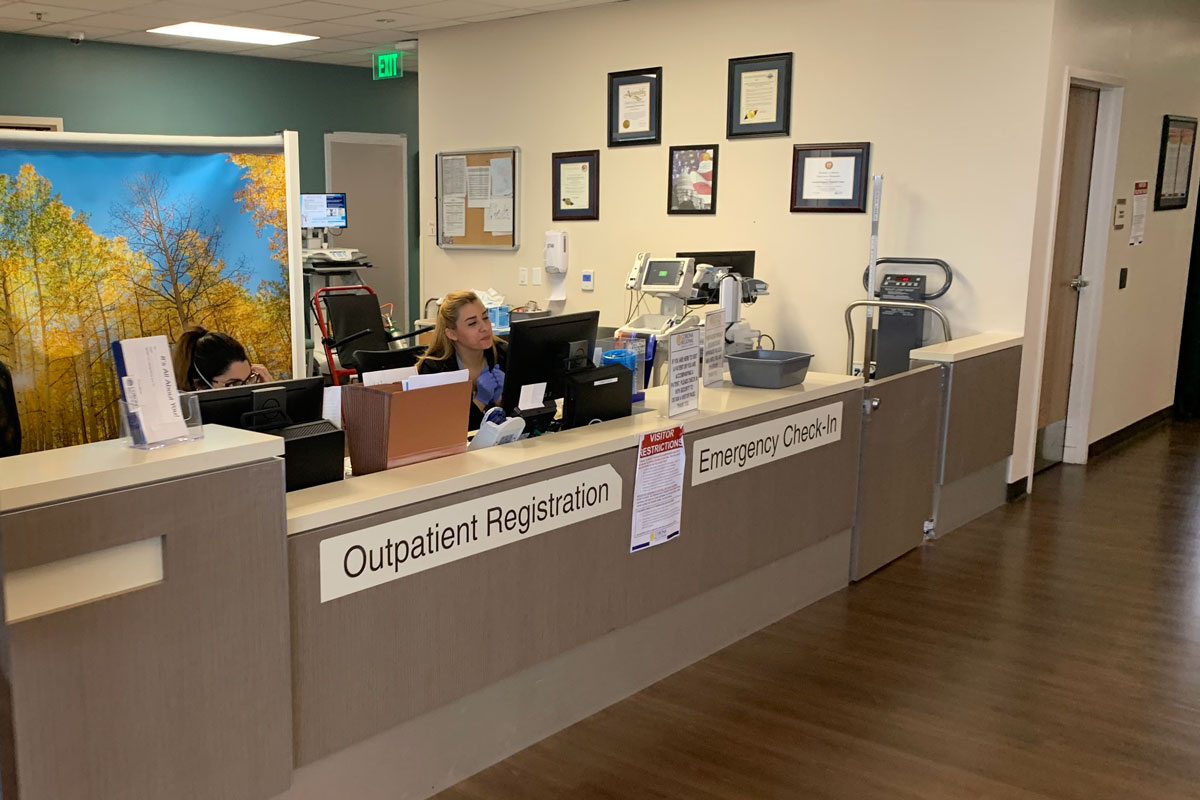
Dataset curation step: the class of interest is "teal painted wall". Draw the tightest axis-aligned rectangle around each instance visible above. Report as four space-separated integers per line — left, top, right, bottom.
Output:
0 32 421 319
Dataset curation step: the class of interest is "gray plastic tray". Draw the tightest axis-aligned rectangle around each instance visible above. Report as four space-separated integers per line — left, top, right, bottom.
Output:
726 350 813 389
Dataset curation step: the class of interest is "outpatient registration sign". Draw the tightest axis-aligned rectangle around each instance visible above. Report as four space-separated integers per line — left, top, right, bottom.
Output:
691 402 842 486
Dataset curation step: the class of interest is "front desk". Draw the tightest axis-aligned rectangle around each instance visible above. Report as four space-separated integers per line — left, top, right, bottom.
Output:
280 373 863 798
0 339 1023 800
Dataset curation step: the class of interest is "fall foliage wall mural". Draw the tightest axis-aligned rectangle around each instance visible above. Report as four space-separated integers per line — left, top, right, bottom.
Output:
0 149 292 453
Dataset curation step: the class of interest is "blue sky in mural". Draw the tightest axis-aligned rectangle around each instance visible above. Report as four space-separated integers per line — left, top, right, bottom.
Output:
0 150 278 288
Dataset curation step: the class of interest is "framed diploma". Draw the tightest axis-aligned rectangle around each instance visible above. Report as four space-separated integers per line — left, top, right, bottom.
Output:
608 67 662 147
552 150 600 221
668 145 718 215
1155 114 1197 211
727 53 793 138
790 142 871 213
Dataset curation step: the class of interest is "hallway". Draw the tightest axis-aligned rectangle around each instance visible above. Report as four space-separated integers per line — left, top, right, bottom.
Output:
438 422 1200 799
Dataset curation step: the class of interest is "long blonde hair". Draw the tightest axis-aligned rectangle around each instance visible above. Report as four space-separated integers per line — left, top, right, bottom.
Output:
416 290 500 368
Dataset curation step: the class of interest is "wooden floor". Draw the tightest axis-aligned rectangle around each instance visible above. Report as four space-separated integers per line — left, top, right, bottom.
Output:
437 421 1200 800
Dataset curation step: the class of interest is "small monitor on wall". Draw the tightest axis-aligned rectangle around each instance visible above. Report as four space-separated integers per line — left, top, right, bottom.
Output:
300 193 348 229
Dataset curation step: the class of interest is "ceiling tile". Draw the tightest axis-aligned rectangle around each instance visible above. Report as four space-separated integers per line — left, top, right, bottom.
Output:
464 8 535 22
0 16 51 30
331 10 434 27
311 0 431 9
288 35 366 51
265 2 370 21
66 11 174 28
38 0 140 8
206 11 309 29
164 38 267 51
0 4 94 22
181 0 286 8
400 17 456 29
403 0 507 19
96 29 181 45
496 0 580 6
23 20 126 36
537 0 619 8
39 0 142 9
339 26 418 42
120 2 220 23
230 43 332 59
281 19 372 37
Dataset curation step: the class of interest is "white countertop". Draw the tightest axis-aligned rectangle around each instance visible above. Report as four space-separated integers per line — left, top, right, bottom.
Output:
0 425 284 513
286 371 863 535
910 332 1022 363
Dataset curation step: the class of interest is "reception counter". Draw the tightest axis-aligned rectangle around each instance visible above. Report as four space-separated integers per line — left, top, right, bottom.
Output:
0 347 1025 800
280 373 864 798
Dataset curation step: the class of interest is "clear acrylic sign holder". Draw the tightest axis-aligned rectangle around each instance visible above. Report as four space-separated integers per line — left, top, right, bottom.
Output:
119 393 204 450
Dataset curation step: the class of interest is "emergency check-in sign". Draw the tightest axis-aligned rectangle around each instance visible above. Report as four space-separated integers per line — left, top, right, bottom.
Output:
690 402 842 486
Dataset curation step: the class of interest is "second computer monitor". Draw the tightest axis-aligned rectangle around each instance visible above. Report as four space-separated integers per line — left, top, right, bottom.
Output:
187 376 324 431
675 250 754 278
300 193 348 229
501 310 600 413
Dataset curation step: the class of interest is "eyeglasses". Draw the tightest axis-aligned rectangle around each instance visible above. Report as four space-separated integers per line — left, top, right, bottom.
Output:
218 371 262 388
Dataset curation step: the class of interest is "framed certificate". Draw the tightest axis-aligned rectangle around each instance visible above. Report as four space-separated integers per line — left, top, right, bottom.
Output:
608 67 662 147
790 142 871 212
1155 114 1197 211
552 150 600 221
668 145 718 215
727 53 793 138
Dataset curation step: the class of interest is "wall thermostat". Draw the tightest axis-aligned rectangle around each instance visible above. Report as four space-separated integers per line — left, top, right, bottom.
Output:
581 270 594 291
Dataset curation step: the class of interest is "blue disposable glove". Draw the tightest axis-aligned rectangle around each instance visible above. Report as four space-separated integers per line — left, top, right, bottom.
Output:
475 364 505 406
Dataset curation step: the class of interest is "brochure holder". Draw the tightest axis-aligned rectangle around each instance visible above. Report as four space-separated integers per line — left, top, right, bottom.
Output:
119 394 204 450
341 380 471 475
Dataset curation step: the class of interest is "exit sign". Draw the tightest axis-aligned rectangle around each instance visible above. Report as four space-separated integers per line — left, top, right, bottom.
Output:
373 51 403 80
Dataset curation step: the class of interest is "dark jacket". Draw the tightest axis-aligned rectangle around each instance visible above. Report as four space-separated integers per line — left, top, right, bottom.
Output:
418 341 507 430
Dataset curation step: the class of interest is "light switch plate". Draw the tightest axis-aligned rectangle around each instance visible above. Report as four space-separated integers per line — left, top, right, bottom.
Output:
532 267 542 286
518 267 528 286
1113 197 1128 230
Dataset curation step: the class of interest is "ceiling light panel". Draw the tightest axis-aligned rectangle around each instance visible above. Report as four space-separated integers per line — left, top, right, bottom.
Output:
147 21 319 46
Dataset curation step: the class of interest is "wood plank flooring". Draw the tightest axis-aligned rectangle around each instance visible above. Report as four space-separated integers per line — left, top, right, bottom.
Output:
437 420 1200 799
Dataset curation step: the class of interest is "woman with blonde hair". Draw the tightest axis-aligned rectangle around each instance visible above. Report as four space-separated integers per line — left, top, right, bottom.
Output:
172 326 273 390
417 291 506 430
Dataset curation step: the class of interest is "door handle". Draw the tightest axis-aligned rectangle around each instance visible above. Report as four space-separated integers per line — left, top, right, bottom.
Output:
1069 275 1090 291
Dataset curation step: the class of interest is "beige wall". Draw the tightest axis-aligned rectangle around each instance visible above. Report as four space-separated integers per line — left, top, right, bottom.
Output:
420 0 1200 485
418 0 1051 377
1016 0 1200 479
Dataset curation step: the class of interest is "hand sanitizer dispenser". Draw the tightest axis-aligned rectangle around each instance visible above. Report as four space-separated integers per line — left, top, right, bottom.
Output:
545 230 568 274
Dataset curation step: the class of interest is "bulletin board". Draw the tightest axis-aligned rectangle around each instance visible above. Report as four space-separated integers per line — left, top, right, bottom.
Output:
436 147 520 249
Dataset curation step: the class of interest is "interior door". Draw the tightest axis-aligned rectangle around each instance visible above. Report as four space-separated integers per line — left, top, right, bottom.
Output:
325 133 410 329
1037 85 1099 471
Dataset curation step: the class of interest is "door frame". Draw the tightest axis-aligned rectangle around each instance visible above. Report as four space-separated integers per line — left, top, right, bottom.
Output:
1060 72 1123 463
1028 68 1124 479
323 131 411 328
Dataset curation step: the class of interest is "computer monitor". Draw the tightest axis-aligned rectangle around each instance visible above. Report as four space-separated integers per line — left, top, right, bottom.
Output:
187 376 324 431
300 193 348 229
500 310 601 414
675 250 755 279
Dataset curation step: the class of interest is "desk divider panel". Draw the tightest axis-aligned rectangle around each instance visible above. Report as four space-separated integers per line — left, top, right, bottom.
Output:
936 346 1023 484
288 390 863 765
851 365 943 580
0 460 293 800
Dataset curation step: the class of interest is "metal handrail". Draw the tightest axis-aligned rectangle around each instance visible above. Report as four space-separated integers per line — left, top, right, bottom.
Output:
844 300 953 377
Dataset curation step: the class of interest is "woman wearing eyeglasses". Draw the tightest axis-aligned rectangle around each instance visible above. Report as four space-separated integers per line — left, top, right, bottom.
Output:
172 326 273 390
